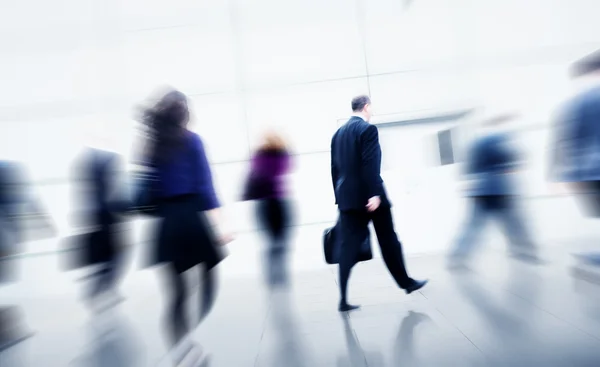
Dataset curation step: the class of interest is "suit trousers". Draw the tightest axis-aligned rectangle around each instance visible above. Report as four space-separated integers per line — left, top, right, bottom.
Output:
338 206 412 301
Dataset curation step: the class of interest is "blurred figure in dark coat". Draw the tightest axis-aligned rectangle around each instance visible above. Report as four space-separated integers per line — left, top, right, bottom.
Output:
549 49 600 265
70 145 130 309
244 130 293 290
448 112 540 268
0 161 53 351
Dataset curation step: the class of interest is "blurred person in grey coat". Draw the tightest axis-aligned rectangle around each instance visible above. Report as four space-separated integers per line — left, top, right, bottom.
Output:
448 112 540 268
549 49 600 266
0 161 55 351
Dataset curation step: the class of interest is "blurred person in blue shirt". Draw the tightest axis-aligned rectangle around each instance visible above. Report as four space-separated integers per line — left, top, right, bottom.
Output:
549 49 600 265
448 112 540 268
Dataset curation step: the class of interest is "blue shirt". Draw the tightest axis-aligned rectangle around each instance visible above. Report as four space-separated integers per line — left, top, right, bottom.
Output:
551 85 600 183
155 131 220 211
465 133 518 197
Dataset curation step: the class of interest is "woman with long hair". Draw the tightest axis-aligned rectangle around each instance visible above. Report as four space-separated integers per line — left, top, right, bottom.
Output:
137 89 230 365
246 130 293 289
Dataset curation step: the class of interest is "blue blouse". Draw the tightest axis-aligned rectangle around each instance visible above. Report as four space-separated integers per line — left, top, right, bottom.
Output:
155 131 220 211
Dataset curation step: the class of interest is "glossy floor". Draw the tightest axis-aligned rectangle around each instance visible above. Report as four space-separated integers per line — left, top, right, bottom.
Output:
2 241 600 366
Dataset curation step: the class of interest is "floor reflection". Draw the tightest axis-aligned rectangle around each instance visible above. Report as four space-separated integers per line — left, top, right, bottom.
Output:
335 310 432 367
572 264 600 322
71 307 144 367
0 339 30 367
450 264 546 366
507 259 542 319
336 315 373 367
451 269 525 338
0 305 34 367
392 311 431 365
267 290 313 367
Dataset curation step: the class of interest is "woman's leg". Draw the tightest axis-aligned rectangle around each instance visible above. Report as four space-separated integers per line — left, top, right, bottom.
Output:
260 199 288 288
270 199 290 288
257 200 275 287
267 237 286 288
164 263 188 347
198 264 218 324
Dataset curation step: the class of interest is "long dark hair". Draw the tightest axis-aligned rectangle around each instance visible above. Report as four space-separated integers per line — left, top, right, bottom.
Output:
138 89 190 165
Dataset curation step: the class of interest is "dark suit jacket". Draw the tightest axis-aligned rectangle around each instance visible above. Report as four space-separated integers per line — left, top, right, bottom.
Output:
0 161 29 250
72 148 128 227
331 116 389 211
70 148 128 266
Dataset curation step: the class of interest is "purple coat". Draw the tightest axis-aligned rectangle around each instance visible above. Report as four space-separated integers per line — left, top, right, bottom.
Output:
246 148 291 200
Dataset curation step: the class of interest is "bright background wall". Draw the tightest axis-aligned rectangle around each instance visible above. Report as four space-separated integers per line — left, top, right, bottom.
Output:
2 0 600 256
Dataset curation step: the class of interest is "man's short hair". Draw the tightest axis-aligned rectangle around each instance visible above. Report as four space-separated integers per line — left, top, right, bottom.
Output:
571 49 600 78
351 95 371 112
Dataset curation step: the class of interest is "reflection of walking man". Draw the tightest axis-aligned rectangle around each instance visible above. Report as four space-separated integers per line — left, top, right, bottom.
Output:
330 95 427 312
449 113 540 268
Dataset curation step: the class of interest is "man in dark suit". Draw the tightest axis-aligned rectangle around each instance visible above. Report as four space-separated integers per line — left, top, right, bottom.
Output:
331 95 427 312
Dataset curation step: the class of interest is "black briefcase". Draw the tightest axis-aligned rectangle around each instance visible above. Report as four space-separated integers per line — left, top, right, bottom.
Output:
323 219 372 265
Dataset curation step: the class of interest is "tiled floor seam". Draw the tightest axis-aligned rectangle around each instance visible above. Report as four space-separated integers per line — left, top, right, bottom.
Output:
417 290 488 360
346 313 370 367
253 296 273 367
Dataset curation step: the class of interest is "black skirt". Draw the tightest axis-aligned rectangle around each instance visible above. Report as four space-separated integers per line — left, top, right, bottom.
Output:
152 194 223 272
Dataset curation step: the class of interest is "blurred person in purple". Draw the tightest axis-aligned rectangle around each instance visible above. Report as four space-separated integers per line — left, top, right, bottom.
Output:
549 49 600 265
243 130 293 289
448 112 540 269
137 88 232 365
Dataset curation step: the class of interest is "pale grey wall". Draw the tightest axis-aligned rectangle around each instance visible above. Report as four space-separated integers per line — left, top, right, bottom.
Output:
2 0 600 254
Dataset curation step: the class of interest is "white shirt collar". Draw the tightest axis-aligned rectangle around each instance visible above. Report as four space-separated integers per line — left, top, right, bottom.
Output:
351 113 367 122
